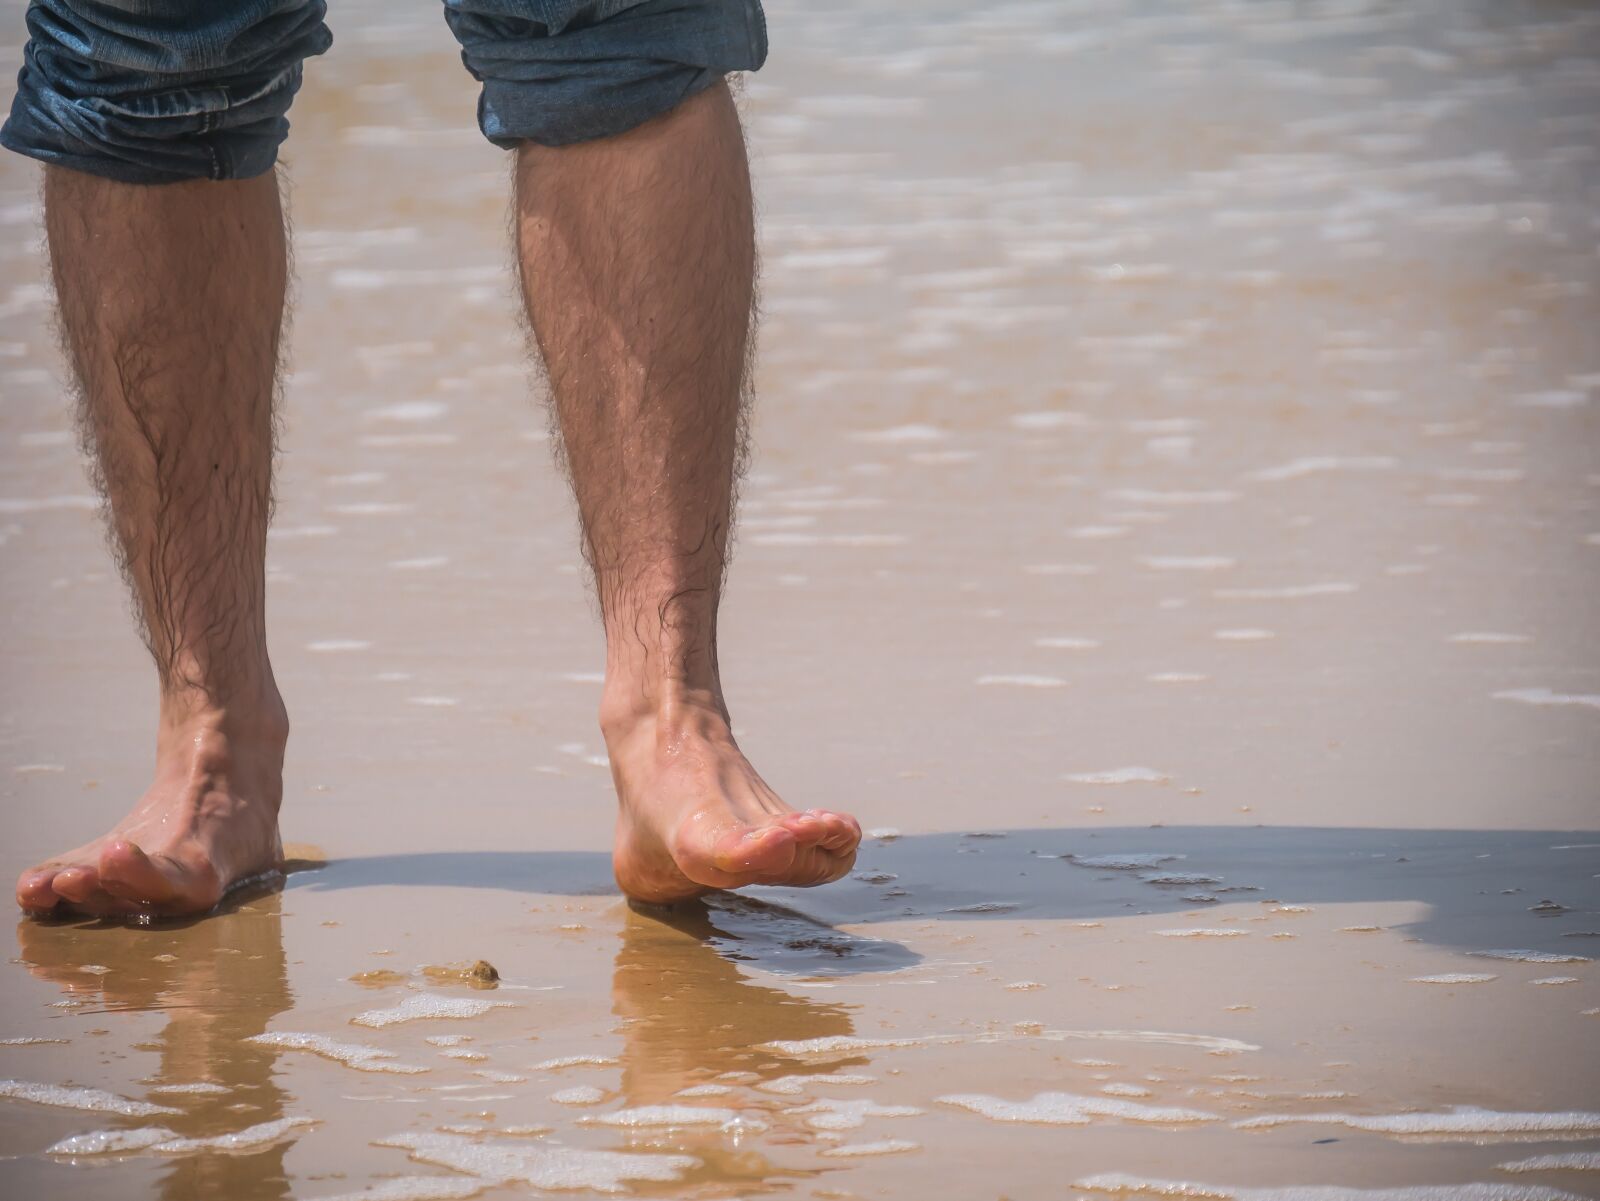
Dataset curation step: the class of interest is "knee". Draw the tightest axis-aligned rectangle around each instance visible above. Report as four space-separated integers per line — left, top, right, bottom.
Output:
444 0 767 148
1 0 333 184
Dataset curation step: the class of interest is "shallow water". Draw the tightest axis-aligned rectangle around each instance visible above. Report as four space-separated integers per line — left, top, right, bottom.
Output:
1 0 1598 1197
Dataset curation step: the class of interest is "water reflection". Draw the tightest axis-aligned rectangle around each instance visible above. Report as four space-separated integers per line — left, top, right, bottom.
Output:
14 888 294 1201
610 897 908 1192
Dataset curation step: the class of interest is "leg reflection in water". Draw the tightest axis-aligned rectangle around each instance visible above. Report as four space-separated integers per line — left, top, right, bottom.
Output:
14 886 295 1201
610 897 914 1191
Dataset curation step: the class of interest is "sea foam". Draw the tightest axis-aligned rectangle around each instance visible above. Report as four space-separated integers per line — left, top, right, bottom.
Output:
352 994 511 1028
0 1079 178 1117
940 1091 1216 1125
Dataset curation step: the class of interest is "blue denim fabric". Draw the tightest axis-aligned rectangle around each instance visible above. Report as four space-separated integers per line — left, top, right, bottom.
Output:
1 0 767 185
1 1 333 184
444 0 766 148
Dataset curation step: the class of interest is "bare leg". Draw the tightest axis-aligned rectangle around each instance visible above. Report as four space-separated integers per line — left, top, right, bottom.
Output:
514 82 860 904
15 169 289 918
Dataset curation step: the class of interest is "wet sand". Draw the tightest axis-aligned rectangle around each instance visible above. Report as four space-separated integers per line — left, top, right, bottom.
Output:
2 0 1598 1197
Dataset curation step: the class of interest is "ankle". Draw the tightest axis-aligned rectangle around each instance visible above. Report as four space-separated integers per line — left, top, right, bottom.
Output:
157 679 290 753
599 679 730 752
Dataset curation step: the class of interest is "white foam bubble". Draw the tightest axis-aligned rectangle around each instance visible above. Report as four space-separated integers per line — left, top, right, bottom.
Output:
49 1117 314 1156
1011 410 1088 430
1140 556 1237 570
0 495 97 514
1102 1083 1154 1098
1142 873 1221 886
1237 1107 1600 1137
1155 929 1248 938
820 1139 920 1157
755 1073 877 1096
1149 672 1208 683
1467 949 1592 964
1529 977 1579 986
1032 1029 1259 1054
0 1079 178 1117
47 1127 178 1155
1516 390 1587 408
1451 632 1532 644
676 1083 734 1097
1111 489 1239 506
1036 636 1101 649
550 1086 605 1106
248 1032 429 1074
1409 974 1498 984
760 1035 929 1056
851 423 945 444
307 640 372 653
1215 583 1357 599
352 994 511 1028
940 1091 1216 1125
1214 628 1275 641
1493 689 1600 711
369 401 448 424
378 1132 693 1191
1067 767 1170 785
1498 1151 1600 1172
529 1055 617 1071
1248 455 1397 482
788 1098 924 1130
585 1105 758 1131
1069 853 1183 870
977 674 1067 688
148 1082 230 1094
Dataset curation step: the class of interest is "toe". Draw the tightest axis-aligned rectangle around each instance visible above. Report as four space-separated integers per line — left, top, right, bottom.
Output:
777 811 831 846
16 867 61 914
711 824 797 877
49 865 101 904
816 811 862 853
98 840 207 909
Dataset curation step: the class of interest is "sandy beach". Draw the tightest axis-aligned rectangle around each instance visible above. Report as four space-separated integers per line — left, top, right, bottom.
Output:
1 0 1598 1197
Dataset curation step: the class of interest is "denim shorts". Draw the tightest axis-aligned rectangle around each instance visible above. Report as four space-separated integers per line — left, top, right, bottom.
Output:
0 0 767 184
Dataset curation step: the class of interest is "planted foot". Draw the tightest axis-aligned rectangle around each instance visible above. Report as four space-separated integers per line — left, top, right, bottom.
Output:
16 705 287 919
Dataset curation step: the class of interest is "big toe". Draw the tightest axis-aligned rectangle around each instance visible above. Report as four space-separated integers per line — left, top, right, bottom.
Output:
16 867 61 914
710 823 797 877
98 840 200 909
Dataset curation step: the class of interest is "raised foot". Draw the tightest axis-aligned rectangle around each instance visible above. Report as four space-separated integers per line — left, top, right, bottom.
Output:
16 712 286 920
607 704 861 905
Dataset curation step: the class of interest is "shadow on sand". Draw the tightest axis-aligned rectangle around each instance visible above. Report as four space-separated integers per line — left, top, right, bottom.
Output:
288 826 1600 966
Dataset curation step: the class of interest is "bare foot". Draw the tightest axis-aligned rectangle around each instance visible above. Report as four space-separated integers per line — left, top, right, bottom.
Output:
607 700 861 904
15 702 288 919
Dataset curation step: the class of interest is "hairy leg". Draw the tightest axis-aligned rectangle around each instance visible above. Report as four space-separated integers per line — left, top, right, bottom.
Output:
15 168 289 918
514 81 860 903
